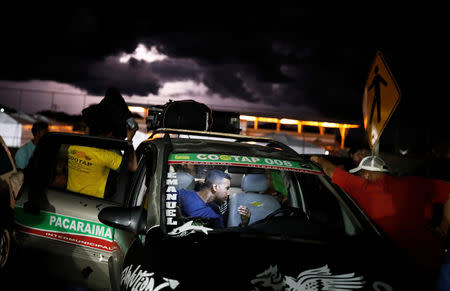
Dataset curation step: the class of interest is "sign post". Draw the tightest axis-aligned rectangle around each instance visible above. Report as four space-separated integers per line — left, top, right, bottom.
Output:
363 51 401 152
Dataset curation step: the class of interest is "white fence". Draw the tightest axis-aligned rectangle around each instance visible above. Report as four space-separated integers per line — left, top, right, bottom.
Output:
0 86 103 115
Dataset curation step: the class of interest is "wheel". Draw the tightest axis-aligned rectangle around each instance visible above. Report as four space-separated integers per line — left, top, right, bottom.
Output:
0 227 11 270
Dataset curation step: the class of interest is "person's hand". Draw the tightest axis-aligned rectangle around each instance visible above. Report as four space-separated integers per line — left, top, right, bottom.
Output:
126 126 138 141
310 155 320 164
309 155 336 178
238 205 251 226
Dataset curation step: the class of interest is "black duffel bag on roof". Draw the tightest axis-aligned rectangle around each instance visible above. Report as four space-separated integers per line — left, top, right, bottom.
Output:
162 100 213 131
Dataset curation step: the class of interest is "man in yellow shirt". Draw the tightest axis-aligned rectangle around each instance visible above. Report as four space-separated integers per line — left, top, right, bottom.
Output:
67 146 123 198
67 124 137 198
67 97 138 198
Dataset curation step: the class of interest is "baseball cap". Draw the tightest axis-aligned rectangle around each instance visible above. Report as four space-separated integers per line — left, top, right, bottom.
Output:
349 155 389 173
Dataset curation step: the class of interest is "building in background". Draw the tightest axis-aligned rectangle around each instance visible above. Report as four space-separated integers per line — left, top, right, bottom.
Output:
0 112 22 148
0 111 74 148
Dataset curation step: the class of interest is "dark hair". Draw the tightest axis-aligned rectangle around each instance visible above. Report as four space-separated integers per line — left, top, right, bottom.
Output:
31 121 49 136
204 170 231 188
348 145 370 155
81 87 133 139
82 104 115 136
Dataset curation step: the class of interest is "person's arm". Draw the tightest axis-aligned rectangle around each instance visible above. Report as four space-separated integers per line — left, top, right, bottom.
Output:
310 155 338 178
126 127 138 172
127 150 138 172
14 147 27 170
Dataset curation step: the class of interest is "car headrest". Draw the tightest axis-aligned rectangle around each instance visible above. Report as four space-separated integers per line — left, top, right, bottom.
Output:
241 173 268 193
175 171 195 191
229 173 243 187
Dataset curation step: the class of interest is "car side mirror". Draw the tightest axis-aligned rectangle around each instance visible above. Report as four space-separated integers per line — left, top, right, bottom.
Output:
98 206 147 235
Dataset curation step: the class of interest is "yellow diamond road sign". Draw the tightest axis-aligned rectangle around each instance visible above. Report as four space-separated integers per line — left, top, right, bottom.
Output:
363 51 401 148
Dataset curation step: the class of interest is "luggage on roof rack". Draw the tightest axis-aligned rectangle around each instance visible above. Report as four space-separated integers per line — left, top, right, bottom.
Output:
163 100 212 131
146 100 212 131
146 100 240 134
210 110 241 134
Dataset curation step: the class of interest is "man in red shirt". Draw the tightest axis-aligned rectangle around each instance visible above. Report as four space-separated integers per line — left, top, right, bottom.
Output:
310 155 450 271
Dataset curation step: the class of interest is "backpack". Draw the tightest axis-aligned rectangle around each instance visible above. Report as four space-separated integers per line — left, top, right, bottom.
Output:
162 100 213 131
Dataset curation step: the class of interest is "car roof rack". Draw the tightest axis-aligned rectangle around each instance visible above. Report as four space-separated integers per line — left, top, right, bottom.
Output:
149 128 299 156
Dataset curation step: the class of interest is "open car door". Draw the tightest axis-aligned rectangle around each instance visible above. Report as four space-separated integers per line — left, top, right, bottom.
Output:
13 132 136 291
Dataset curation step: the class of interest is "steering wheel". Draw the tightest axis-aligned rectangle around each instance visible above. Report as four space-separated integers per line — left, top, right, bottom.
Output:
264 206 305 220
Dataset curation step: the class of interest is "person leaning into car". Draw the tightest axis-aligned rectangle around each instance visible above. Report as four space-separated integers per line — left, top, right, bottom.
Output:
66 105 137 198
310 155 450 275
15 121 49 170
177 170 251 228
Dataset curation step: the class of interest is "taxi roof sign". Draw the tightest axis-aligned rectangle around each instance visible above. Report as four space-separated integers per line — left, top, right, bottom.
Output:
363 51 401 149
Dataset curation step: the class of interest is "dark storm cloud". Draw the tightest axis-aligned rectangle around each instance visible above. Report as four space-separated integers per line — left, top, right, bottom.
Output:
0 5 444 124
147 32 296 83
79 57 161 96
202 65 256 102
81 56 207 96
147 58 202 83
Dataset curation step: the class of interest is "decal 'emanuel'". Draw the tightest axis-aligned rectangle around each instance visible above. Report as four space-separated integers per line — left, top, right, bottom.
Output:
166 171 178 226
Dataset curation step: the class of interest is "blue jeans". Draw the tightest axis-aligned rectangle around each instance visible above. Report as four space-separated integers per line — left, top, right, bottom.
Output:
436 250 450 291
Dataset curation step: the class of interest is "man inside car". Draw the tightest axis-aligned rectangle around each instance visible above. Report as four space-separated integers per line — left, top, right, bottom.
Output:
177 169 251 228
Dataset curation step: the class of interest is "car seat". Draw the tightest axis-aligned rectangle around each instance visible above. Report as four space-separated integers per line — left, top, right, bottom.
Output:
175 171 195 191
228 172 243 198
227 173 281 227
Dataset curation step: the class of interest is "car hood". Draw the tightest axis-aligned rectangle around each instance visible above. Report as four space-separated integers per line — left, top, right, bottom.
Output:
120 227 430 291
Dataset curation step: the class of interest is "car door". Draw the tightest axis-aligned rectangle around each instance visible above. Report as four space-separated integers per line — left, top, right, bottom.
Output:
1 135 23 272
0 136 22 209
106 141 159 289
13 132 136 291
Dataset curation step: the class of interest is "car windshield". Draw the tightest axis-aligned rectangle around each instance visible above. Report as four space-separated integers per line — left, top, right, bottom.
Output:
165 153 363 239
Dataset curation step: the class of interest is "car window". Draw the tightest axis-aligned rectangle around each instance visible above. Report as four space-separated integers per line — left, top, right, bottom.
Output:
129 164 149 208
128 143 158 208
49 143 133 204
134 172 148 207
0 143 13 175
296 173 360 235
164 153 364 239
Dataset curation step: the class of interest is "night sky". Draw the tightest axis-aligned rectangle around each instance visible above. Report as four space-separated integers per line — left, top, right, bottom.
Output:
0 5 447 152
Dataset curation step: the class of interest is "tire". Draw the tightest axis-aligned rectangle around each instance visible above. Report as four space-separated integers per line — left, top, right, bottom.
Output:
0 206 13 274
0 226 11 270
